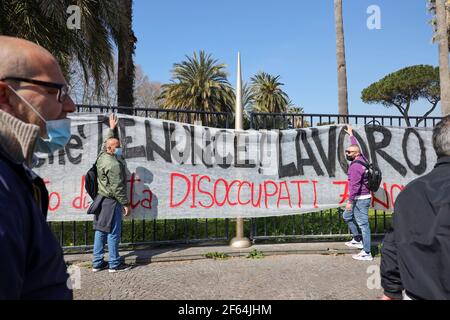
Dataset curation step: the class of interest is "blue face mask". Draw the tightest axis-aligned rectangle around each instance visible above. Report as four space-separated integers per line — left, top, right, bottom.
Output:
34 119 72 154
114 147 123 158
8 85 72 154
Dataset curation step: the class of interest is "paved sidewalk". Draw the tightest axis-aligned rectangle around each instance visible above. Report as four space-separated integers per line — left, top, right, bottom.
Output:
67 242 384 300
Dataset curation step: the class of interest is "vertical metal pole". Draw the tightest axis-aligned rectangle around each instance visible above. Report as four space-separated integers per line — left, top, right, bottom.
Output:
230 52 252 248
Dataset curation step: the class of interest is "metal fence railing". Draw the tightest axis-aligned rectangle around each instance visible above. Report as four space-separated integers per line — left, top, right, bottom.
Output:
250 112 442 130
51 106 441 252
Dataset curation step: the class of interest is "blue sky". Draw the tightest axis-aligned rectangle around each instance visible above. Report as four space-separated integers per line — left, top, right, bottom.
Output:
133 0 440 116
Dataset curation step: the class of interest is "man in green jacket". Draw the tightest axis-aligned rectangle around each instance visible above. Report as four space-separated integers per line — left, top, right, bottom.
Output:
92 114 132 273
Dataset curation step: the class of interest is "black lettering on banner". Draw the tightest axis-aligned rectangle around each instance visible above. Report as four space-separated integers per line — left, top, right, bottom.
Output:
278 131 298 178
145 120 172 162
402 128 427 175
78 124 87 139
58 149 65 165
65 135 83 165
47 149 65 165
234 132 256 168
201 128 214 168
337 128 370 174
365 125 407 177
214 130 232 169
259 131 276 175
297 129 324 176
311 126 337 177
97 114 107 154
119 118 146 159
32 157 46 168
170 125 191 164
190 125 204 167
47 152 54 165
279 129 324 178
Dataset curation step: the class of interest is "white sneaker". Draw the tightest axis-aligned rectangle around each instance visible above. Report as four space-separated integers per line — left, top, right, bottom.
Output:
345 239 364 249
352 250 373 261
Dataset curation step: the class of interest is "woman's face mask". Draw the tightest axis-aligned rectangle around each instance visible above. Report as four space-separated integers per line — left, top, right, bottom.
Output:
8 85 71 154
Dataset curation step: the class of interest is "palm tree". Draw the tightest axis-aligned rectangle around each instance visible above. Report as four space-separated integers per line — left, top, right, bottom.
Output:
0 0 129 97
287 106 308 128
159 50 235 124
117 0 137 114
334 0 349 121
435 0 450 115
240 82 255 129
242 82 255 113
250 72 289 113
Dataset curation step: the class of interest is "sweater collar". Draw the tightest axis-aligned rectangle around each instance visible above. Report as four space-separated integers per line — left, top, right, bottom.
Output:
0 110 40 166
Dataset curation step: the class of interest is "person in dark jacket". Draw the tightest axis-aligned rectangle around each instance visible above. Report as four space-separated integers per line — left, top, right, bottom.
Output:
381 115 450 300
0 36 76 299
343 125 373 261
91 114 132 273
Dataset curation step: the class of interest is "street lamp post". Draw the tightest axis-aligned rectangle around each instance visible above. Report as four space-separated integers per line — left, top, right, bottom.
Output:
230 52 252 249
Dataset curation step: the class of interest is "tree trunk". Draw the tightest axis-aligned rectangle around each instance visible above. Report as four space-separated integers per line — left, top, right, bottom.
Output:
436 0 450 116
334 0 349 122
117 0 137 115
403 113 412 128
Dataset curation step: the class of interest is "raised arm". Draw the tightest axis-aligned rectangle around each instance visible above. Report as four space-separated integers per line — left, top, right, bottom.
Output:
344 124 359 146
101 114 119 153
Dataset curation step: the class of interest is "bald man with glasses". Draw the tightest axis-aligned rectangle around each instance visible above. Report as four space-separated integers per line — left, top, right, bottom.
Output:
0 36 75 299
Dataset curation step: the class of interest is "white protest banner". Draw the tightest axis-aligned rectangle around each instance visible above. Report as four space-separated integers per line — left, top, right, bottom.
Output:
33 113 436 221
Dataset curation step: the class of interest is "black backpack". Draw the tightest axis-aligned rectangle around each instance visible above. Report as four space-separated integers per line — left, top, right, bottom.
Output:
353 160 382 192
84 161 98 200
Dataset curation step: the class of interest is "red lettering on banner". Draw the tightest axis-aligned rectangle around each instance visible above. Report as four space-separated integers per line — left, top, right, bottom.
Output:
237 181 252 206
166 172 405 211
251 183 262 207
333 181 349 204
141 190 153 209
390 184 404 208
127 173 154 210
170 173 191 208
372 182 390 209
277 181 292 208
227 180 241 206
44 179 61 212
191 174 199 208
43 170 410 214
197 175 214 209
127 173 141 209
312 180 319 208
72 176 89 210
290 180 309 208
264 180 278 208
214 178 229 207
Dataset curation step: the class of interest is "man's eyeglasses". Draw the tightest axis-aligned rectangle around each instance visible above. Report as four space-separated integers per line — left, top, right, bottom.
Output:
1 77 69 103
345 150 356 154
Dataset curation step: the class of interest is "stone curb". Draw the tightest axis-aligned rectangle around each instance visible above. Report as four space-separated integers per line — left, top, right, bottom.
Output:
129 249 358 264
65 243 369 266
